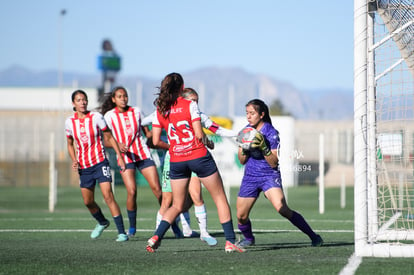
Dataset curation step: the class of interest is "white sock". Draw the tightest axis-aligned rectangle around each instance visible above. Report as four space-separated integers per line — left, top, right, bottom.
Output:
156 211 162 230
194 204 208 236
180 212 192 235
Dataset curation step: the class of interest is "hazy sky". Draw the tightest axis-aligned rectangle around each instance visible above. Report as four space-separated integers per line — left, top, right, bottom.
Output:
0 1 354 90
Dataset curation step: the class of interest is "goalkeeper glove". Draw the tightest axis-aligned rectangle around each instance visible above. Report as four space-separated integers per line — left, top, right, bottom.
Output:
251 132 272 156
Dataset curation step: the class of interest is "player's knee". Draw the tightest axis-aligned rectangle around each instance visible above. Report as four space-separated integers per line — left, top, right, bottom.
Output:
127 190 137 200
237 213 249 224
102 194 115 205
127 186 137 196
171 203 184 213
84 200 95 209
277 204 291 218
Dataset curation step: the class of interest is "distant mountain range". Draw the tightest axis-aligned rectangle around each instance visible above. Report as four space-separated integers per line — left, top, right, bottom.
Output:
0 65 353 120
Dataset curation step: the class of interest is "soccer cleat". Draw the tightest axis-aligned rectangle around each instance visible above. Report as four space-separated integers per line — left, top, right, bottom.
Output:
200 234 218 246
225 241 246 253
237 238 255 248
127 227 136 237
90 221 110 239
116 233 129 242
311 234 324 247
146 235 161 253
184 230 200 238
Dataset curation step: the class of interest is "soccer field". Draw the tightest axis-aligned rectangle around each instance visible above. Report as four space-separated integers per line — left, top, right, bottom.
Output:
0 185 413 274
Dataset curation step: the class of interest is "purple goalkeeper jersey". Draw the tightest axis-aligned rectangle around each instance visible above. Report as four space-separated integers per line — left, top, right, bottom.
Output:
239 122 281 197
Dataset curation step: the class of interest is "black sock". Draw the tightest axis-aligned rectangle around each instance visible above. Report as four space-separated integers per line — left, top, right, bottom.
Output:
113 215 125 234
127 209 137 229
154 220 171 239
92 209 108 225
221 220 236 243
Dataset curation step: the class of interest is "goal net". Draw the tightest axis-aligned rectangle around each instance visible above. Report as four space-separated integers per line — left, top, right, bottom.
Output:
354 0 414 257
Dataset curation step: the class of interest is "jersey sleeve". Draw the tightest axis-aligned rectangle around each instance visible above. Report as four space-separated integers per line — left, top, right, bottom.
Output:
268 128 280 150
64 117 73 137
94 112 108 131
152 111 162 128
189 101 201 122
132 107 142 126
142 111 156 126
103 112 113 130
200 112 236 137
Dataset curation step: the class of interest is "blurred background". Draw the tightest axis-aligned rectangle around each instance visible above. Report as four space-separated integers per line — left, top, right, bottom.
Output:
0 1 354 188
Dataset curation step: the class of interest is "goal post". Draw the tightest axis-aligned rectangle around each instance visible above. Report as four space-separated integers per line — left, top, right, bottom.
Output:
354 0 414 257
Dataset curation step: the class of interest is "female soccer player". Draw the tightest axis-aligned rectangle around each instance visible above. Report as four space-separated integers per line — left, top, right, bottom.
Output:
236 99 323 248
146 72 244 253
177 87 237 245
65 89 128 242
100 86 168 237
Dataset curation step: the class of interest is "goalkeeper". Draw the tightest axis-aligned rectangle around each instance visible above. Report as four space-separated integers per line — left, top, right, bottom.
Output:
236 99 323 248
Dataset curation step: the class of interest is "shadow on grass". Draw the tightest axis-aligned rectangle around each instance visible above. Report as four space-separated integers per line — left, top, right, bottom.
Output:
197 231 355 252
138 230 354 253
249 241 354 252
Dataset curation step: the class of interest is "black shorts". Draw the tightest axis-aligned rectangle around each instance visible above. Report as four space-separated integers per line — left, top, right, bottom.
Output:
125 158 156 171
79 160 112 188
170 151 217 179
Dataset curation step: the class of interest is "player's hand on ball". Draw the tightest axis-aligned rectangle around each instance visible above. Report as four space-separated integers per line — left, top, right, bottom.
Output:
239 142 250 150
251 132 272 156
236 127 257 150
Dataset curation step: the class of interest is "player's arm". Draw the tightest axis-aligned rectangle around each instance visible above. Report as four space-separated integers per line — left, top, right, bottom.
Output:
142 125 152 138
189 101 207 146
102 131 128 153
251 132 279 168
66 136 78 170
103 129 126 172
200 112 236 137
150 126 170 150
102 114 128 152
237 146 249 165
264 148 278 168
193 120 204 143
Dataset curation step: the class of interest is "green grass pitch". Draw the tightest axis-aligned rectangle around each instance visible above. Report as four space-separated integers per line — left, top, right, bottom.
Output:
1 185 413 274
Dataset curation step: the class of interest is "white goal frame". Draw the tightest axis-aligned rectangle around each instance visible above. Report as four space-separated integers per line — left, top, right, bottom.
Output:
354 0 414 257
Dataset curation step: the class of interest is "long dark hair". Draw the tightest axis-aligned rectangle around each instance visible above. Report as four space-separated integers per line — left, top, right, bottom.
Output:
153 73 184 117
246 99 272 124
100 86 129 115
71 90 88 112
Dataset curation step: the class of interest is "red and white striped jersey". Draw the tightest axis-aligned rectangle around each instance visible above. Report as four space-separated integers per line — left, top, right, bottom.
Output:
65 111 108 169
152 97 207 162
104 106 152 164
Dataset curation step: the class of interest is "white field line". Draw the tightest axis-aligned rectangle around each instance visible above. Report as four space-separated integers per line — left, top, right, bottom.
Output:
0 217 153 221
0 217 353 223
0 217 353 233
252 218 353 223
0 228 353 233
339 253 362 275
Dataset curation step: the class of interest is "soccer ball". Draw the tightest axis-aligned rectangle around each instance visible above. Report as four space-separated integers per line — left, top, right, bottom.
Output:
236 126 258 150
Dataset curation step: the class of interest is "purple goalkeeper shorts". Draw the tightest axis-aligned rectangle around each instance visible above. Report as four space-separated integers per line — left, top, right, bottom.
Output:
238 176 282 198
